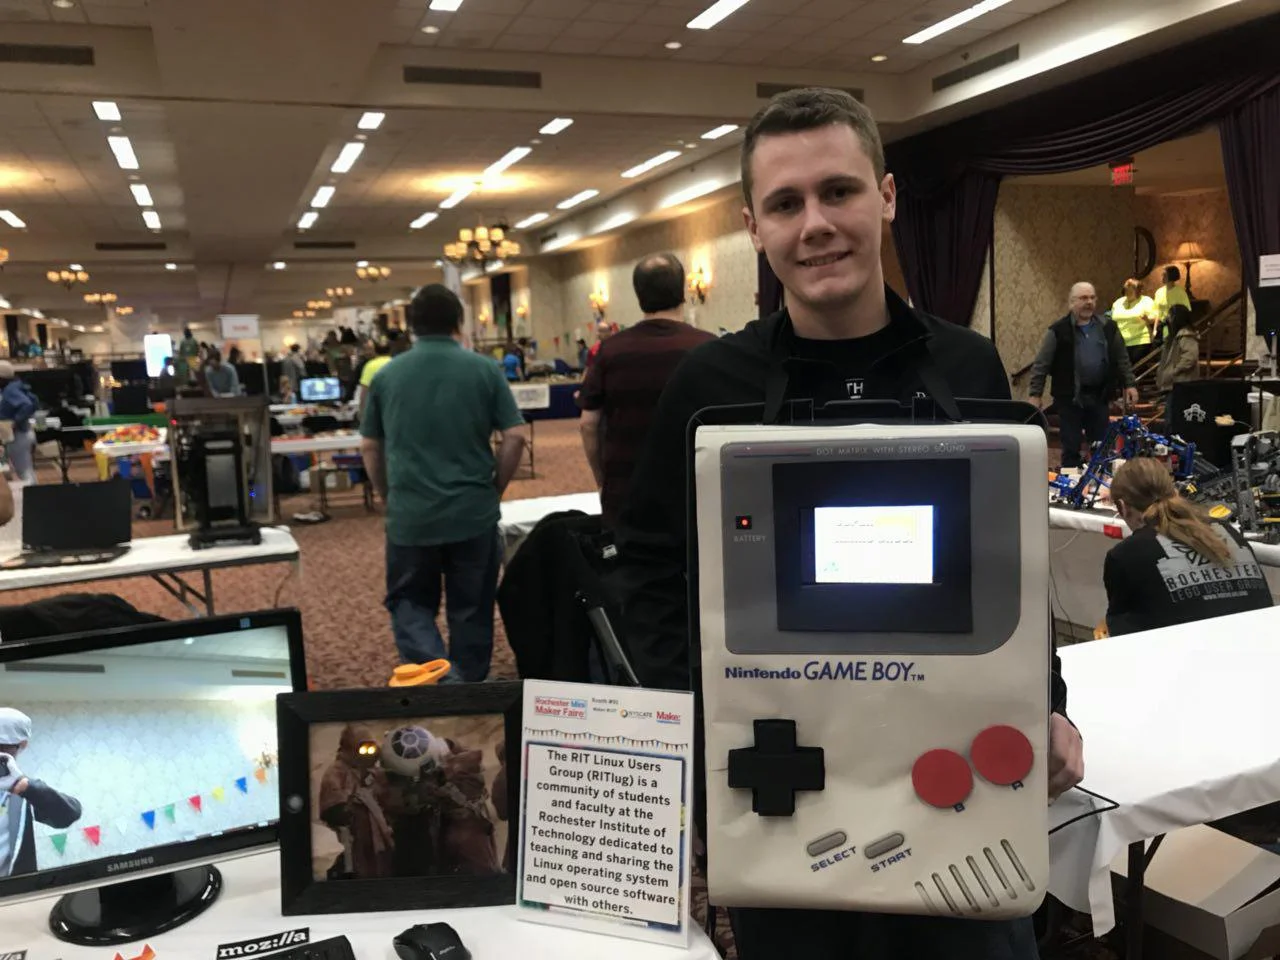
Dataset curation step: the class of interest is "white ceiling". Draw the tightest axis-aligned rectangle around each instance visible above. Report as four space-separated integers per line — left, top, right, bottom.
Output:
0 0 1268 330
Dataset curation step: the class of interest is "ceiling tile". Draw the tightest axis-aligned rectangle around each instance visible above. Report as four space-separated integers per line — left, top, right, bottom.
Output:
502 15 570 35
784 32 848 54
763 15 828 36
522 0 591 18
449 11 514 32
614 22 677 43
634 6 688 27
671 44 730 62
561 19 625 39
546 36 606 54
794 0 862 17
715 47 772 65
491 33 555 51
581 1 644 23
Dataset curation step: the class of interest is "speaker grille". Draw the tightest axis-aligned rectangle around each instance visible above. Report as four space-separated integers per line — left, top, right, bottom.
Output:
0 42 94 66
915 840 1036 916
932 45 1020 92
756 82 864 101
404 65 541 89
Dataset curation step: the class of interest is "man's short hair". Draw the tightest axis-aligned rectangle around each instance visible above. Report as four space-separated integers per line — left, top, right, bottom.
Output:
408 284 463 337
0 707 31 744
632 253 686 314
290 343 301 353
741 87 885 210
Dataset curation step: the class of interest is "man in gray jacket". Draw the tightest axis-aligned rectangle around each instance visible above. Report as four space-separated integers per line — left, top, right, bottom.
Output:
1 708 83 877
1029 281 1138 467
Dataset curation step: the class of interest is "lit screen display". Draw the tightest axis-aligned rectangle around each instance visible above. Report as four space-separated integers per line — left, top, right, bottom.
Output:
813 505 934 584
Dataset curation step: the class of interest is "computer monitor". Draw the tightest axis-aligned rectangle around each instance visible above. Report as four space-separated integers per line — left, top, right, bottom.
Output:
299 377 341 403
0 609 307 946
235 362 267 398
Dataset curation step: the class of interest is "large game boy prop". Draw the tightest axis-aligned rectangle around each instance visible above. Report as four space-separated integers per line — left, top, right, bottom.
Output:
695 422 1050 919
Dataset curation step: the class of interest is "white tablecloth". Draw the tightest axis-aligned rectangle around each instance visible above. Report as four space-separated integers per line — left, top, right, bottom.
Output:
498 492 601 558
271 433 362 455
1048 607 1280 935
0 850 721 960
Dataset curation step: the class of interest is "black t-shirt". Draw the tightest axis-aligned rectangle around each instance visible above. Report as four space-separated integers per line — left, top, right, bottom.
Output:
1103 519 1273 636
791 324 905 400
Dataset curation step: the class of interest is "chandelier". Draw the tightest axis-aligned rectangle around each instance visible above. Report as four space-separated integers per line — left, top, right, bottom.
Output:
444 223 520 264
306 299 332 311
326 286 354 300
48 267 89 289
84 292 117 305
357 264 391 283
293 309 317 319
114 305 134 317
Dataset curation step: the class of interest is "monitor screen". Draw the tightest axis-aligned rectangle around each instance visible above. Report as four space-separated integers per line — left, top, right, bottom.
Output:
813 505 935 585
0 611 305 900
300 377 340 402
143 334 173 378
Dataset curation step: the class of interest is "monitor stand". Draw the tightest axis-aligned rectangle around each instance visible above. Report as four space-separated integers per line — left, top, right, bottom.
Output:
49 864 222 946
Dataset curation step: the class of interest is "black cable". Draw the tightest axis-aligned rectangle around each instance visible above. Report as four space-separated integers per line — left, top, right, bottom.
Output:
1048 785 1120 835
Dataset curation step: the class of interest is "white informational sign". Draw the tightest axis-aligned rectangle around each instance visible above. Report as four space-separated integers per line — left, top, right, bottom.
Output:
218 314 260 339
517 679 695 948
511 383 551 411
1260 254 1280 288
143 332 173 377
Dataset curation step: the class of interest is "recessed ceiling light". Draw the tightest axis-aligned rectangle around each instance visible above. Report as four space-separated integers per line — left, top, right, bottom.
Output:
484 146 532 180
621 150 681 179
687 0 752 30
903 0 1014 44
330 142 365 174
556 189 599 210
68 263 82 271
107 135 139 170
272 261 287 270
440 184 474 209
297 211 319 230
539 118 574 136
664 41 682 50
357 111 385 130
701 124 739 140
870 53 889 62
51 0 74 8
141 210 162 230
515 212 548 229
92 101 121 121
130 183 153 206
310 185 336 208
421 25 440 33
356 260 369 268
428 0 463 9
410 211 439 229
165 262 177 270
0 210 27 229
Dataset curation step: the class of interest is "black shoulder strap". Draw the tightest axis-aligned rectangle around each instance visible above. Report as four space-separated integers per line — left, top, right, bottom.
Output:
915 353 965 423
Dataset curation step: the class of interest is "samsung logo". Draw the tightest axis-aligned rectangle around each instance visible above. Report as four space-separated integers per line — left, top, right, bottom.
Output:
107 856 156 873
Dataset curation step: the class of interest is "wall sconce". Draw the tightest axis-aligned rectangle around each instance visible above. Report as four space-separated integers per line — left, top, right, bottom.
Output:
1174 240 1205 300
688 267 711 304
0 248 9 270
589 289 608 321
478 308 491 326
516 304 528 320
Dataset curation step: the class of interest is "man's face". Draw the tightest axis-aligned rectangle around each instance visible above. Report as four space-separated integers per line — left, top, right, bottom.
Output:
1070 285 1098 320
744 123 895 316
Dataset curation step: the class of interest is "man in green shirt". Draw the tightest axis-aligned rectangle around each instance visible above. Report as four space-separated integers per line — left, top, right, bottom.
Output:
360 284 528 680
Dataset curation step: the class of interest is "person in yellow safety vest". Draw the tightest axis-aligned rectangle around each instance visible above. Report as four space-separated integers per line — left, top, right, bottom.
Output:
1150 265 1193 344
1111 277 1157 371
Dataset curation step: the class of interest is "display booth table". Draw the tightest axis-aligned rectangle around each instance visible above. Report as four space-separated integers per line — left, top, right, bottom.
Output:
0 526 300 615
1048 607 1280 957
0 850 722 960
498 491 600 561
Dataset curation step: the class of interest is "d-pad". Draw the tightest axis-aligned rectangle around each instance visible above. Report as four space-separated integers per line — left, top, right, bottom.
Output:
727 719 825 816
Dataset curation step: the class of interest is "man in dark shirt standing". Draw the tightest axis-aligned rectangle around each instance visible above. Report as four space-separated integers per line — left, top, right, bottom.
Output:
612 87 1084 960
578 253 714 529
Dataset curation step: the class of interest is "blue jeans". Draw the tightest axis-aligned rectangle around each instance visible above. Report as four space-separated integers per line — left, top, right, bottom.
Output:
6 427 34 484
384 528 500 682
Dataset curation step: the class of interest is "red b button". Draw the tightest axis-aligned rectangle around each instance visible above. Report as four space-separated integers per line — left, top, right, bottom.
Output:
970 725 1034 786
911 749 973 810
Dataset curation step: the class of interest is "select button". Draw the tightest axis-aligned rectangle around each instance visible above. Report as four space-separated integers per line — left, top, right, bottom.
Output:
806 831 848 858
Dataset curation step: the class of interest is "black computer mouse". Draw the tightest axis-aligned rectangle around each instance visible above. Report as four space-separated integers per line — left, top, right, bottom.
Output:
393 922 471 960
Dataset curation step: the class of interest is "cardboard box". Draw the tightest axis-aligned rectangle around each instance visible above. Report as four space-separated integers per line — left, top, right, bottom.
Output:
1111 824 1280 959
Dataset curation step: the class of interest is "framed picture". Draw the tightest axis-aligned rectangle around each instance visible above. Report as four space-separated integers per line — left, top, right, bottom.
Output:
276 681 522 915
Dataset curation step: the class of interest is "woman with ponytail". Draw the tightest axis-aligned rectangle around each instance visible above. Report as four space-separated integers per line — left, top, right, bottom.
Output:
1104 457 1272 635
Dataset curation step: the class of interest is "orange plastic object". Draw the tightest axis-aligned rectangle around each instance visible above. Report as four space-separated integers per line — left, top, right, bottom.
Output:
389 660 451 686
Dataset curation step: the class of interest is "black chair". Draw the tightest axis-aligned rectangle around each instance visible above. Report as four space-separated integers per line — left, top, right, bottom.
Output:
1167 379 1251 470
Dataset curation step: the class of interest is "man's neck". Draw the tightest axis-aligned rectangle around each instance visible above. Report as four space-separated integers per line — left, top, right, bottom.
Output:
788 281 889 341
642 308 684 323
1074 313 1093 325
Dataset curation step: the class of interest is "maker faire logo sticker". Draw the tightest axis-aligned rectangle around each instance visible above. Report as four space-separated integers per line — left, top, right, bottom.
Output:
533 696 587 719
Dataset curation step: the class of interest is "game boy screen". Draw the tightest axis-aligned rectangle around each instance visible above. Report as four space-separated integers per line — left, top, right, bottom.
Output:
812 505 935 584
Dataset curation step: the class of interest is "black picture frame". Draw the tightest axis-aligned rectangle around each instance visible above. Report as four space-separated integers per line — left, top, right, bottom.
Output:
276 681 522 916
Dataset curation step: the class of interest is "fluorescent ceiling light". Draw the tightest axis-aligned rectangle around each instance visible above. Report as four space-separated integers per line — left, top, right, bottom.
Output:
357 111 385 130
410 211 439 229
107 135 139 170
130 183 153 206
701 124 739 140
621 150 681 179
661 179 721 209
515 212 548 229
428 0 463 9
542 234 579 252
539 118 573 136
297 211 319 230
273 261 287 270
165 262 177 270
440 184 473 209
69 263 83 271
310 185 336 208
142 210 162 230
594 212 636 234
484 146 532 179
687 0 751 30
0 210 27 229
92 101 121 121
330 142 365 174
556 189 599 210
903 0 1014 44
356 260 369 268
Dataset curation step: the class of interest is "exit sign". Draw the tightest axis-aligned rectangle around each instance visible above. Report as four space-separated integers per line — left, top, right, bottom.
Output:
1111 162 1135 186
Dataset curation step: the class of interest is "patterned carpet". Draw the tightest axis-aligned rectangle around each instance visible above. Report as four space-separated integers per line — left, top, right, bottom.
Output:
13 419 1133 959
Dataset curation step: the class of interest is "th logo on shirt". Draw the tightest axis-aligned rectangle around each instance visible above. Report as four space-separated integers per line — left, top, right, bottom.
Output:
845 379 865 399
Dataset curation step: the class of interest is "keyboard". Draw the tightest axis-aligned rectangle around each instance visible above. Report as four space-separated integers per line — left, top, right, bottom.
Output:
0 545 129 570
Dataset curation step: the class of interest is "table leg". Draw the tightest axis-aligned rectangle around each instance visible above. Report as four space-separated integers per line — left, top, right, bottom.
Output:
151 572 209 617
1125 834 1164 960
203 567 215 615
529 419 536 478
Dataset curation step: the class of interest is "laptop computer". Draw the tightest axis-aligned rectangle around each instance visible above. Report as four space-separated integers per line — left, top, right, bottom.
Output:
1 478 133 570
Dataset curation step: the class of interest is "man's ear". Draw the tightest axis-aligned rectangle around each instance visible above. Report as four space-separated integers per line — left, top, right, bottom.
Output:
742 205 765 253
880 172 897 224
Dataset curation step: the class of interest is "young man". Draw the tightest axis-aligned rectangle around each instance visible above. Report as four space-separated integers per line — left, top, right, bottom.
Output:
203 348 241 398
1 708 83 878
578 252 714 529
360 284 527 682
612 88 1084 959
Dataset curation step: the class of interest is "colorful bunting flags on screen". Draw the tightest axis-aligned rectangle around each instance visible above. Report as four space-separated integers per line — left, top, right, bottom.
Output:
83 826 101 846
189 794 202 813
254 767 268 784
163 803 176 823
141 810 156 830
50 833 67 855
235 777 248 794
211 787 225 803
